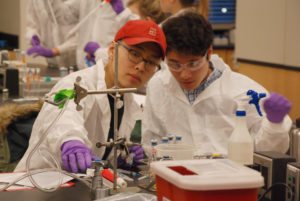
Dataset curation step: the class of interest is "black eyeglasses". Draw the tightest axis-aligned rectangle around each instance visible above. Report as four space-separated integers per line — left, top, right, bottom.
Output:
118 41 161 73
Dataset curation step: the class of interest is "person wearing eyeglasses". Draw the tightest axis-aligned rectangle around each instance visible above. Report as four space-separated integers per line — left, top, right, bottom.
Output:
14 20 166 173
141 12 292 157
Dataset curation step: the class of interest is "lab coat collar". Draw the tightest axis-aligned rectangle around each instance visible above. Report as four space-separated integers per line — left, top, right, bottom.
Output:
161 54 233 106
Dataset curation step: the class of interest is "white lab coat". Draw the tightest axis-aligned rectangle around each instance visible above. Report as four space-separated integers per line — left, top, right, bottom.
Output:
50 0 138 69
15 59 142 171
26 0 77 68
142 54 292 156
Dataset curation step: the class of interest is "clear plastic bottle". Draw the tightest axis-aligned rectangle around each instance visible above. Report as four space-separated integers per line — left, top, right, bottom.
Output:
228 110 254 165
175 135 182 144
167 134 174 144
151 139 158 161
161 137 168 144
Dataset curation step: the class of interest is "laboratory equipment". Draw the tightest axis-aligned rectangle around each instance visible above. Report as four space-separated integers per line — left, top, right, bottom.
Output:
290 118 300 162
90 160 110 200
156 144 194 160
2 88 8 102
151 159 264 201
167 134 174 143
228 89 266 165
228 110 253 165
252 151 296 201
286 162 300 201
161 137 168 144
101 169 127 188
174 135 182 144
151 139 158 161
0 67 19 97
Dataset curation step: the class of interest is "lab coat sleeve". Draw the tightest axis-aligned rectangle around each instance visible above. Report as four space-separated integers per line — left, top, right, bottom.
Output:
240 90 292 153
49 0 80 25
14 72 93 172
252 115 291 153
94 48 109 65
26 0 40 43
56 33 78 55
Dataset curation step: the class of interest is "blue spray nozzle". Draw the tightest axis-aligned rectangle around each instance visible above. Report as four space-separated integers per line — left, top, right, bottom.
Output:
246 90 266 116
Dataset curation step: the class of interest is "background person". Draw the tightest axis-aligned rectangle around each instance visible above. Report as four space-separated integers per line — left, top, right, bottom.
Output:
26 0 77 68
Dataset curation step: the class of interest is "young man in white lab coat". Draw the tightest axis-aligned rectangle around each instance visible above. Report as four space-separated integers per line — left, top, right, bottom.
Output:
142 12 292 156
15 19 166 173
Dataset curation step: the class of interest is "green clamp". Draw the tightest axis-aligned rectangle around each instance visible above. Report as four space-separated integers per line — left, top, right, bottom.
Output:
54 89 74 108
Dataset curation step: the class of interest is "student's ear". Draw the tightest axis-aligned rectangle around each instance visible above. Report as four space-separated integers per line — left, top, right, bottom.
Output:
207 45 213 60
108 41 116 59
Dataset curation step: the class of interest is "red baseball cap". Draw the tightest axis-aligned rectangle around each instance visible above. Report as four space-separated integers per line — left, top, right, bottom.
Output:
114 20 167 59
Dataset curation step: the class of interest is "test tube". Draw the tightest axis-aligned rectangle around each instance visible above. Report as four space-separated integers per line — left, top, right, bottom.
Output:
151 139 158 161
26 68 31 96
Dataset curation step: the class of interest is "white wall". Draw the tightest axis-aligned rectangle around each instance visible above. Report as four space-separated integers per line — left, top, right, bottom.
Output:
235 0 300 68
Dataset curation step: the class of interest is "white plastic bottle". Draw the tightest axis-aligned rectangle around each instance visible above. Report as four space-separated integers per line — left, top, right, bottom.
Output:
228 110 254 165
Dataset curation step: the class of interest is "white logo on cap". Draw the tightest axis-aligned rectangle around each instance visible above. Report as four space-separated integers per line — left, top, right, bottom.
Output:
149 27 157 37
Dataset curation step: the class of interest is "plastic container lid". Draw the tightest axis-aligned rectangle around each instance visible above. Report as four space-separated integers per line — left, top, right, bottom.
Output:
156 144 194 160
151 159 264 191
236 110 246 116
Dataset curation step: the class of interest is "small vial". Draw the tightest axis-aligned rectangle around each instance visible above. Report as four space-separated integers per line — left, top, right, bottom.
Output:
2 88 8 102
151 139 158 161
161 137 168 144
167 134 174 144
60 67 68 77
175 135 182 144
68 66 74 74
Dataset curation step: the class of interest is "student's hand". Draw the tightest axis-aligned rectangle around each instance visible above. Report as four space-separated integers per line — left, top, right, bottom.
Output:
27 45 55 58
109 0 124 15
61 140 98 173
31 34 40 46
117 146 144 171
263 92 291 123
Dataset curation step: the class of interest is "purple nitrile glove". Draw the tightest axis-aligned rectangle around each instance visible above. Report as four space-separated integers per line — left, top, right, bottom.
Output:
84 41 100 55
27 45 55 58
263 92 292 123
61 140 98 173
117 145 144 171
109 0 125 15
31 34 40 46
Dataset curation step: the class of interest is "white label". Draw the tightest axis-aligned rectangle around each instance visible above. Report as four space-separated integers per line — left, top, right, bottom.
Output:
163 197 171 201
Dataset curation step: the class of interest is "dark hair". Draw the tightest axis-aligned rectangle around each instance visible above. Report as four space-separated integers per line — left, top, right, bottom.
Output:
162 11 213 56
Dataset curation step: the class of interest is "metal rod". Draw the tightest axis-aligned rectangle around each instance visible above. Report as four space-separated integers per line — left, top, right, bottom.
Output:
87 88 136 95
113 42 119 190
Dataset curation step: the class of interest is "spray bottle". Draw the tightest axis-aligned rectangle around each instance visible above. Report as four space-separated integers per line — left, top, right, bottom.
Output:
227 89 266 165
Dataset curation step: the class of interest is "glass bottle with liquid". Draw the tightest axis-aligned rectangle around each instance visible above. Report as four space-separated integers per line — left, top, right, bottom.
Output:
227 110 253 165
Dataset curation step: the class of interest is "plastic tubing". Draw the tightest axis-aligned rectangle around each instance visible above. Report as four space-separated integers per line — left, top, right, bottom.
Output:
0 168 90 192
25 98 70 192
